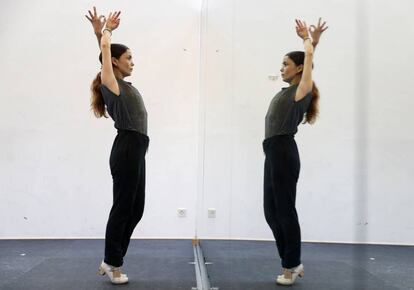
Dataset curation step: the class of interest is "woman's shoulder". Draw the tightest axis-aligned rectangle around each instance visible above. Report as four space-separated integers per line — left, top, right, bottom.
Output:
277 84 298 100
116 78 133 86
100 80 124 99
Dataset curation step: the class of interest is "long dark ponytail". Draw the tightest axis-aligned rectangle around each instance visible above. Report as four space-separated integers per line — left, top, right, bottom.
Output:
90 43 129 118
286 51 320 124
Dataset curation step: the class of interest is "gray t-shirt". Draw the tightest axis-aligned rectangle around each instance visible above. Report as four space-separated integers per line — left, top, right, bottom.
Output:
100 78 148 135
265 84 312 138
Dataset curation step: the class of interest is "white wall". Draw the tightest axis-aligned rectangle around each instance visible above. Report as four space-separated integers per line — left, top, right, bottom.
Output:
1 0 413 245
364 0 414 244
0 0 201 238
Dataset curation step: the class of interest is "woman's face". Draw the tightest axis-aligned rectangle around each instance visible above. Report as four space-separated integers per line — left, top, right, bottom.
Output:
113 49 134 77
280 56 302 83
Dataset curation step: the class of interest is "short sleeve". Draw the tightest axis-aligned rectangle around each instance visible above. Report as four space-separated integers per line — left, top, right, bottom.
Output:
293 91 312 108
100 84 122 103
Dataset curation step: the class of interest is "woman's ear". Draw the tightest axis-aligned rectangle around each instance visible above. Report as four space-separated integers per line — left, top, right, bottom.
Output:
111 57 118 67
297 64 304 73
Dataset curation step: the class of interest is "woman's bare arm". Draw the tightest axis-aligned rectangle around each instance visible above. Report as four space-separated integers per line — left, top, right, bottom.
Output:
100 11 121 96
295 19 314 102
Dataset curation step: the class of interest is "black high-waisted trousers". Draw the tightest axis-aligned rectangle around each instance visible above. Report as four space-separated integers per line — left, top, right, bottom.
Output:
104 129 149 267
263 134 301 269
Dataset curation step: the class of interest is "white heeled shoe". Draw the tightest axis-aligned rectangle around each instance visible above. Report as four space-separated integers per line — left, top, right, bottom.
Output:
98 261 129 284
277 268 286 279
276 264 304 286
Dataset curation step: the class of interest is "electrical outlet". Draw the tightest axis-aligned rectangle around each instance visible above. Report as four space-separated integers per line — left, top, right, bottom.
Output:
268 75 278 81
208 208 216 218
177 208 187 218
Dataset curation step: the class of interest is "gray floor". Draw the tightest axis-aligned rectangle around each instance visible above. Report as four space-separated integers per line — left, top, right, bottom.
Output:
0 239 196 290
201 240 414 290
0 239 413 290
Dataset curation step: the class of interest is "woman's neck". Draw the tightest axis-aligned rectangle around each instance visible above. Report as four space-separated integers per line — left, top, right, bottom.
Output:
289 76 301 86
114 70 124 80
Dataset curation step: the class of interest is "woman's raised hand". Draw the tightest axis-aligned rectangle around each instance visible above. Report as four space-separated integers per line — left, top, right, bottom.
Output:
295 19 310 40
309 18 328 47
105 11 121 31
85 6 105 35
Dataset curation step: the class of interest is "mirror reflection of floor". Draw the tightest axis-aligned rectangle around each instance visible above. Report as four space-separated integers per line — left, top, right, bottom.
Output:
0 239 412 290
201 240 414 290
